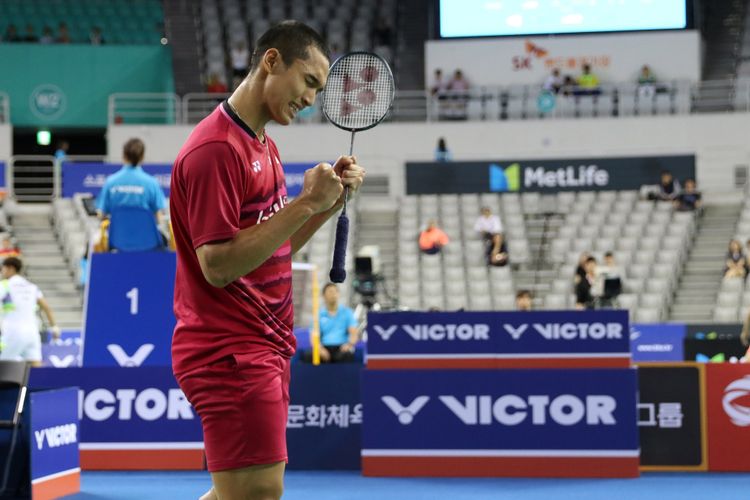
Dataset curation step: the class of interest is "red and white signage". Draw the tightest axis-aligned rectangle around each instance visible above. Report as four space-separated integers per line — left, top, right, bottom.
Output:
706 364 750 471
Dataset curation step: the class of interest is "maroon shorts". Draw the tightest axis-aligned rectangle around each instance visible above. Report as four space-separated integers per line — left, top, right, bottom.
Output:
177 350 291 472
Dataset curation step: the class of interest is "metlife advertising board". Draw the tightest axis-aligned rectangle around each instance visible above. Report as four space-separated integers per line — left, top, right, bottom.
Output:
405 155 695 194
367 310 630 368
362 369 639 477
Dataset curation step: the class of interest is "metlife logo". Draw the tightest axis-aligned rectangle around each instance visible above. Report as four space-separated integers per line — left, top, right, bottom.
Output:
524 165 609 189
382 394 617 427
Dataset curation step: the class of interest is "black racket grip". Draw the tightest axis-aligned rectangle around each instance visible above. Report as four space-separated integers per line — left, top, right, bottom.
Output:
329 212 349 283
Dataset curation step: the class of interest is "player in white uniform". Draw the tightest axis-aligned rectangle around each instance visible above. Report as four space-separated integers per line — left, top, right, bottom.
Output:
0 257 60 366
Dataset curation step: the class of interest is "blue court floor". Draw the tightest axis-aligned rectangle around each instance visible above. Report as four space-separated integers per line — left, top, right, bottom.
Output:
64 470 748 500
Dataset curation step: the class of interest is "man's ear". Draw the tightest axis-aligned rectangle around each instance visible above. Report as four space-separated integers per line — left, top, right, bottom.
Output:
262 48 283 73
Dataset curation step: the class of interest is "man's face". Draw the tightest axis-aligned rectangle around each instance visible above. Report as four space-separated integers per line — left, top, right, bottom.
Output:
661 173 672 184
685 181 695 192
605 256 614 266
324 285 339 304
585 261 596 273
516 295 531 311
1 265 11 279
481 208 491 217
265 46 329 125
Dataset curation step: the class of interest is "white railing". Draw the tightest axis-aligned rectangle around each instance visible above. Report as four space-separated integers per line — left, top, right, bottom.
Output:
0 92 9 124
108 80 750 125
108 93 181 124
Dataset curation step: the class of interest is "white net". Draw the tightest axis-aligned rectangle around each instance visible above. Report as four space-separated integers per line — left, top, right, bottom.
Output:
291 262 319 333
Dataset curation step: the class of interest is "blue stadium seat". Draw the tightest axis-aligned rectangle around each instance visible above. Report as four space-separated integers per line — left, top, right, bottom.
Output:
109 206 164 252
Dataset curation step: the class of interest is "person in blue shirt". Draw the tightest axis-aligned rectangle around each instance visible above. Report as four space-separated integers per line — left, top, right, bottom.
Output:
317 283 359 363
97 138 167 221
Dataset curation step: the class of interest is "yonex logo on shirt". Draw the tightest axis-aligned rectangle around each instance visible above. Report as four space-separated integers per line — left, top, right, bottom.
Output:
252 160 262 173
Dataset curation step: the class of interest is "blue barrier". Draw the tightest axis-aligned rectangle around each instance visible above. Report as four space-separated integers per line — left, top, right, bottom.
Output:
82 252 176 367
361 368 639 477
367 310 630 368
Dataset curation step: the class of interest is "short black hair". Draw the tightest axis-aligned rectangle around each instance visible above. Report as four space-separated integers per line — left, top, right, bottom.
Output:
250 20 329 73
322 282 337 294
604 251 614 258
123 138 145 165
2 257 22 273
585 256 597 264
516 289 532 299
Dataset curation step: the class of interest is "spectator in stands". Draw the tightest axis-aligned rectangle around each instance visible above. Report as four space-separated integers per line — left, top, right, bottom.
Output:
561 75 577 96
516 290 533 311
206 73 228 94
54 140 69 162
374 17 393 48
474 206 504 264
3 25 20 43
431 69 446 97
22 24 38 43
650 170 681 201
97 138 167 226
89 26 105 45
575 256 597 309
595 251 623 308
0 257 60 368
637 64 657 98
56 22 71 44
230 42 250 88
577 64 601 95
674 178 702 212
488 232 509 267
39 26 54 44
435 137 452 162
448 69 471 119
741 310 750 362
419 220 450 255
724 239 747 280
0 237 20 258
543 68 563 94
316 283 359 363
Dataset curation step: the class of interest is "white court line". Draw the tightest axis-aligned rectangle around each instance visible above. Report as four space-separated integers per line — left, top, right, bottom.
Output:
31 467 80 485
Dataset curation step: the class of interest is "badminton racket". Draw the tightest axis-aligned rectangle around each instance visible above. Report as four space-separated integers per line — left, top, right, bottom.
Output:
321 51 395 283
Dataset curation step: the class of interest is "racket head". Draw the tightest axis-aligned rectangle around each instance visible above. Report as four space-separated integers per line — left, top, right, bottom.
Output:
321 51 395 132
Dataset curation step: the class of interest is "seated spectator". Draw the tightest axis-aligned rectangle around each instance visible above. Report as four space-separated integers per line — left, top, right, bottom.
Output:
22 24 38 43
97 138 167 236
543 68 563 94
0 237 20 258
3 25 20 43
474 207 505 263
674 178 702 212
419 220 450 255
574 251 590 285
561 75 577 96
595 251 623 307
89 26 105 45
575 256 597 309
313 283 359 363
39 26 54 44
431 68 446 97
447 69 470 119
435 137 452 162
637 64 657 98
56 22 71 44
577 64 601 95
206 73 228 93
649 170 681 201
724 239 746 280
516 290 533 311
487 233 509 267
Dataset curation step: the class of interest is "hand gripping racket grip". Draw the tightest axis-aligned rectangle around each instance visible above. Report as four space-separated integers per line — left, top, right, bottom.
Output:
329 212 349 283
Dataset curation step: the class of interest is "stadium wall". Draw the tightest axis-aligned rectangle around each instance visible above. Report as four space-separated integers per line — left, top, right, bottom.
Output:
108 112 750 196
425 31 702 86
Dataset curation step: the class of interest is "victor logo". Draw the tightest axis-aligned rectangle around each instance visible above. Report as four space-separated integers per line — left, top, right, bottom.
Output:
381 396 430 425
35 423 77 450
502 323 623 340
81 388 194 422
107 344 154 367
48 354 77 367
723 375 750 427
372 324 490 342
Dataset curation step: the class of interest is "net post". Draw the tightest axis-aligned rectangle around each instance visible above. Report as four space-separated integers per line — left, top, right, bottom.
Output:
311 265 321 366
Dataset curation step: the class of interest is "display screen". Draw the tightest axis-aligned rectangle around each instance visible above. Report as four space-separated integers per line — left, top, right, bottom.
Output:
439 0 688 38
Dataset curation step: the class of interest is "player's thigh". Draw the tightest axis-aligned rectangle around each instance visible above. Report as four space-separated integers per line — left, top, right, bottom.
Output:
211 460 285 500
23 332 42 364
0 329 27 360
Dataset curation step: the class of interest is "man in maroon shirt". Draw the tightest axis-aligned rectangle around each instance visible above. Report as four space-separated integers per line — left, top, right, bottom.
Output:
170 21 364 500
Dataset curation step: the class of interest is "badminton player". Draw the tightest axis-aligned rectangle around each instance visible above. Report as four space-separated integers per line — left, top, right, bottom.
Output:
169 21 365 500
